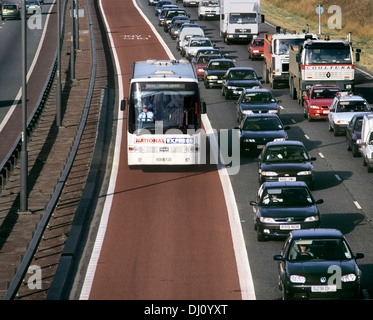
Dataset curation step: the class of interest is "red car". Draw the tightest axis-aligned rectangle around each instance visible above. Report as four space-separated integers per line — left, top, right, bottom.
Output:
192 54 221 80
248 37 264 60
303 86 341 120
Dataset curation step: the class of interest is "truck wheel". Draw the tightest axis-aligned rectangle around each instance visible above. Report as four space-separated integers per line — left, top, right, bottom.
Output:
272 79 278 89
290 78 296 99
352 145 360 157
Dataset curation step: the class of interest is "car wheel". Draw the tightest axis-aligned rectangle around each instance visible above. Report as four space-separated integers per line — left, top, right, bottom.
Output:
256 227 265 242
281 284 290 300
352 145 360 157
346 139 352 151
328 121 334 132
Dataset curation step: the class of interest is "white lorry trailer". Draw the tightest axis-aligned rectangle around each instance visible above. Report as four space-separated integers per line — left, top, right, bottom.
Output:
220 0 262 44
358 114 373 172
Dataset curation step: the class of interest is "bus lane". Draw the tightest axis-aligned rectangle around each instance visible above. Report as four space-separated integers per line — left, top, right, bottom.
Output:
82 0 245 300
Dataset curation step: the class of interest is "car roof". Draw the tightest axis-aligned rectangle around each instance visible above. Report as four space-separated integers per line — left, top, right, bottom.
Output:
265 140 305 147
261 181 308 188
242 88 272 94
335 92 367 102
243 113 280 120
227 67 255 71
209 58 233 63
290 228 345 240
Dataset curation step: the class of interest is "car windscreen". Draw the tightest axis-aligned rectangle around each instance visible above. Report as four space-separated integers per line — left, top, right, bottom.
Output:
208 61 235 70
287 239 353 261
263 145 309 162
337 100 370 112
228 70 257 80
261 187 313 207
311 88 340 99
242 117 283 131
241 91 275 104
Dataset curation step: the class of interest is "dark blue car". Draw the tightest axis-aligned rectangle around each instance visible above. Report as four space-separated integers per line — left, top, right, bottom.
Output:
221 67 262 100
257 140 316 188
274 228 364 299
235 113 289 153
250 181 322 241
236 88 282 123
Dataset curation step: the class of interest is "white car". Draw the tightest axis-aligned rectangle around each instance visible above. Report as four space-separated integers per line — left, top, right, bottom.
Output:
183 37 215 60
183 0 200 7
328 92 371 136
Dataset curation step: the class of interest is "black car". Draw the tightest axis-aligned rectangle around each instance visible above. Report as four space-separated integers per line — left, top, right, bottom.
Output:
236 88 282 123
155 0 172 16
222 67 262 100
168 18 190 39
274 228 364 299
235 113 289 152
250 181 322 241
203 58 235 89
346 113 365 157
257 140 316 188
192 48 224 63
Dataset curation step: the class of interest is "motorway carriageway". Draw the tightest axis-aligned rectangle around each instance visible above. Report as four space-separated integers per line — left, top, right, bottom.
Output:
78 0 253 300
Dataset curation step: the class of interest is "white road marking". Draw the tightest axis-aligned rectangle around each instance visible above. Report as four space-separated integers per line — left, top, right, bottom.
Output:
354 201 362 210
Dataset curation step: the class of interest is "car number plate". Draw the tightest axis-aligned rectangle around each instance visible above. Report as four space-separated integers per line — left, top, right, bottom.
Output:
257 145 265 149
279 177 296 182
323 110 329 114
311 285 337 292
217 80 222 83
280 224 301 230
239 35 248 38
156 158 172 162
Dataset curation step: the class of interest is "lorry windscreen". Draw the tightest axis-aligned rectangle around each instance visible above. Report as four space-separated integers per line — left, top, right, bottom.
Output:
305 46 352 64
229 13 257 24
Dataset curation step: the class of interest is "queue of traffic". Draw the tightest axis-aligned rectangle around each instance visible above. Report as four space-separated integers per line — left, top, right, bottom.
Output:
0 0 42 20
148 0 369 299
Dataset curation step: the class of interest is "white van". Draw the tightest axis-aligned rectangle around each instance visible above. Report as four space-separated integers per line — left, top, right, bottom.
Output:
358 113 373 172
176 27 204 51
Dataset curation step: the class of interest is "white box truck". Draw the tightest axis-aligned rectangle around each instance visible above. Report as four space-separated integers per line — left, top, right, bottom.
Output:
220 0 262 44
358 114 373 172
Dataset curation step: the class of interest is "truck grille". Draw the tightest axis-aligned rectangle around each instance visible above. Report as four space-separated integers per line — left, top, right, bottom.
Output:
235 29 251 33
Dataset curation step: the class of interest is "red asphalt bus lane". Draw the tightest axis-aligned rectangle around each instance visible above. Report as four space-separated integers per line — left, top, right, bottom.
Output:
87 0 242 299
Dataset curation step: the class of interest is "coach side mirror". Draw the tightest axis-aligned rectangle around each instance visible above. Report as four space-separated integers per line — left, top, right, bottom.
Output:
202 101 207 114
261 14 265 23
121 99 126 111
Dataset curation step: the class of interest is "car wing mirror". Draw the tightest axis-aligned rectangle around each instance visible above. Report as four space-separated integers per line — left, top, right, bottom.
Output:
249 200 258 206
315 199 324 204
310 156 316 161
120 99 126 111
355 252 364 260
273 255 284 261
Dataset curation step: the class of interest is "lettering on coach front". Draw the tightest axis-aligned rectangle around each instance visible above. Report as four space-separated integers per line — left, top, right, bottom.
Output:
144 304 229 317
